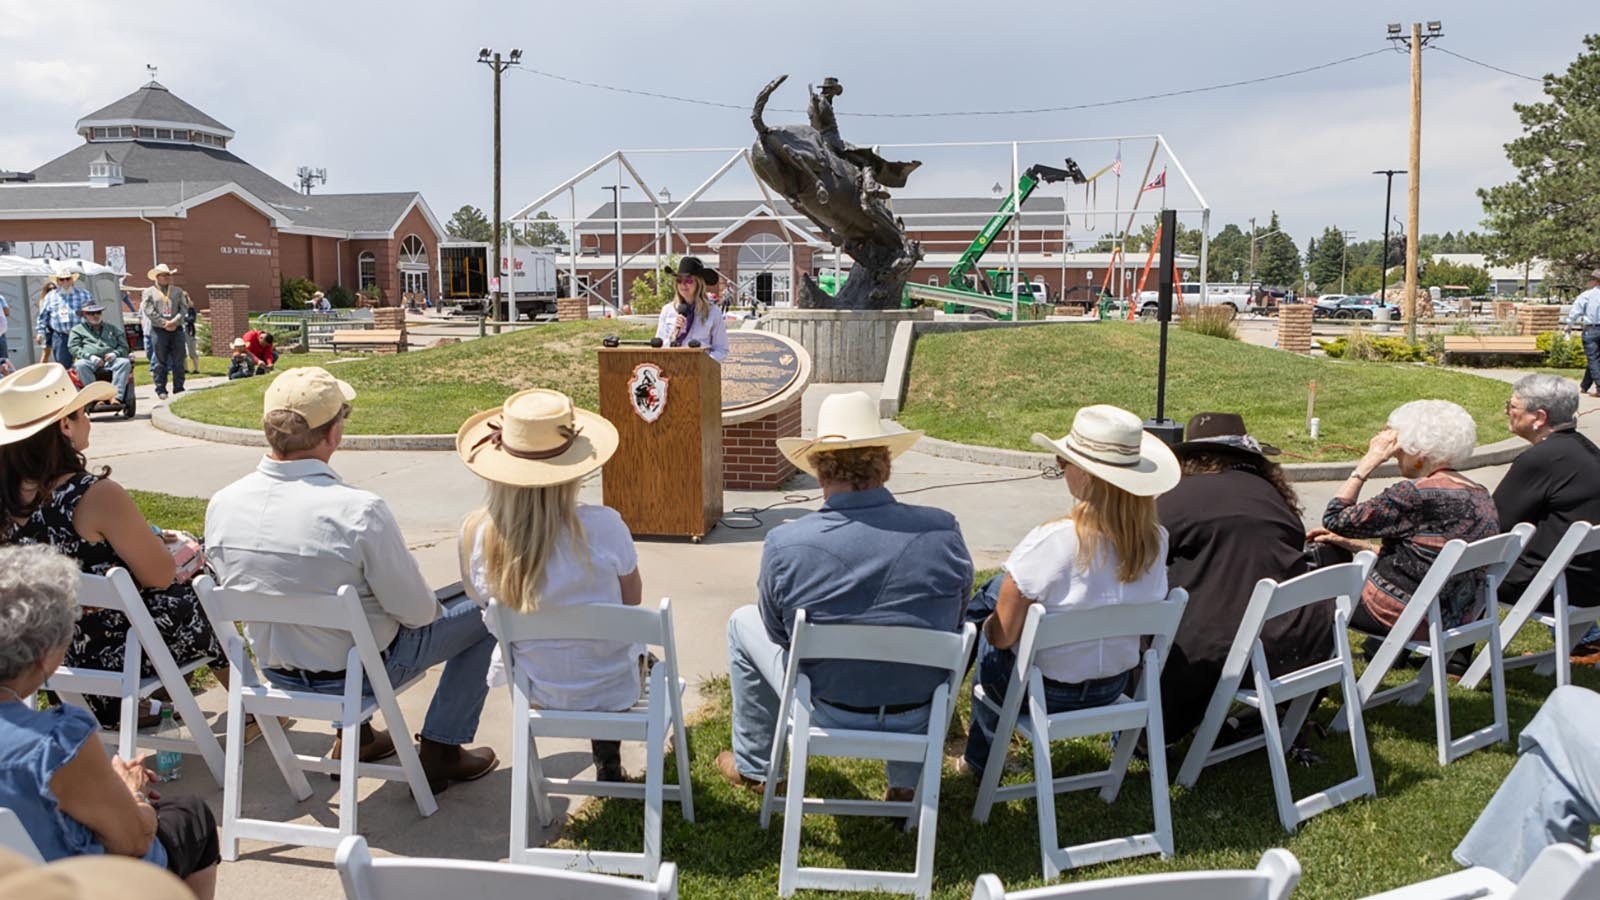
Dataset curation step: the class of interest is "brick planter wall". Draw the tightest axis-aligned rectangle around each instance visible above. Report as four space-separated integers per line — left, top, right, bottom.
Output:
206 285 251 356
1515 304 1561 336
722 396 802 489
557 296 589 322
1277 304 1314 353
1493 300 1516 321
371 307 406 331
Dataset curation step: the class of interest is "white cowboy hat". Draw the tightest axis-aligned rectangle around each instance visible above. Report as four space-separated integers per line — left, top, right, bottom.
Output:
456 388 619 487
0 364 115 446
310 291 325 299
775 390 922 477
50 265 80 282
147 263 178 279
1031 404 1180 497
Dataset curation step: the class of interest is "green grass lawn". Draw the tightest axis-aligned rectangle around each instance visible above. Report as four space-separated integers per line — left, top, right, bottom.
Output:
169 321 653 434
564 589 1597 899
898 324 1516 462
129 489 209 534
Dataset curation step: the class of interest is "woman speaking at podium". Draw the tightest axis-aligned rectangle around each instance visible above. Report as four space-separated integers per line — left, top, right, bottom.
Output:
654 256 729 363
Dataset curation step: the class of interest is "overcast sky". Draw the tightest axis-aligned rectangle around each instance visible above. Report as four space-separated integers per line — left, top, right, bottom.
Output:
2 0 1587 251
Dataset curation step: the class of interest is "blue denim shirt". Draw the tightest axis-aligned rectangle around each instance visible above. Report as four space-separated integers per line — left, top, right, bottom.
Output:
758 487 974 707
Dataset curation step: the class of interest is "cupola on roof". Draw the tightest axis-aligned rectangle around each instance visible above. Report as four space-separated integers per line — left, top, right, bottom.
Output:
74 81 235 144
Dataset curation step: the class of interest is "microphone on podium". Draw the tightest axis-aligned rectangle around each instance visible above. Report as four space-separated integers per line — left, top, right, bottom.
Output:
650 337 664 348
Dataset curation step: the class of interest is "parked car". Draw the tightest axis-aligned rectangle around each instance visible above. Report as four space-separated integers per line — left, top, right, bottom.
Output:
1328 296 1396 320
1312 294 1348 319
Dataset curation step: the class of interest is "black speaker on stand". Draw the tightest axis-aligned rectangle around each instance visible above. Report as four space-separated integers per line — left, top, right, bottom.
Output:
1143 208 1185 446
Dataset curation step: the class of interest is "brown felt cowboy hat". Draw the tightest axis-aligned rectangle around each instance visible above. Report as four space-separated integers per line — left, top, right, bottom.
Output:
775 391 922 477
456 388 619 487
0 364 115 445
1173 411 1281 458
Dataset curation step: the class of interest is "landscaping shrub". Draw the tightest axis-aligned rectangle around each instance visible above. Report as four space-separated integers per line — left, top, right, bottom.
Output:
1177 302 1237 340
326 284 355 309
1319 325 1433 362
279 276 318 310
629 255 680 315
1536 330 1588 368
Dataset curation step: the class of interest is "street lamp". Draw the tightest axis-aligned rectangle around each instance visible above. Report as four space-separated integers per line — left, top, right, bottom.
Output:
479 47 521 326
1372 169 1406 306
1339 228 1357 293
601 185 629 313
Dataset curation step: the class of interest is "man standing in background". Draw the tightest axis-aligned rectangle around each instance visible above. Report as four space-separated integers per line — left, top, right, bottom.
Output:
140 263 191 399
35 266 91 368
1564 269 1600 398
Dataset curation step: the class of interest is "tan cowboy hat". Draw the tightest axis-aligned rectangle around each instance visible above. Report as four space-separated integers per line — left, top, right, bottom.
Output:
0 847 192 900
456 388 619 487
311 291 325 299
147 263 178 279
1031 404 1180 497
0 363 115 445
775 390 922 477
50 264 79 283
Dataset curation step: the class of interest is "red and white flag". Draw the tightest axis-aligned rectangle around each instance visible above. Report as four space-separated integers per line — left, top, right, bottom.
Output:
1142 169 1166 192
1111 148 1122 177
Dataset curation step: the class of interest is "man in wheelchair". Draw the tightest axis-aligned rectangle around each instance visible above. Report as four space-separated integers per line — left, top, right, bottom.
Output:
67 302 134 413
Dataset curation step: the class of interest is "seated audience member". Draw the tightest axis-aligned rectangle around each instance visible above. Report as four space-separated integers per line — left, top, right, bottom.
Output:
1309 400 1498 642
0 364 229 729
1157 412 1331 743
1453 684 1600 881
204 368 497 791
719 391 973 801
961 405 1178 775
241 329 276 373
1496 374 1600 662
456 389 637 781
226 338 254 380
67 303 132 406
0 545 221 899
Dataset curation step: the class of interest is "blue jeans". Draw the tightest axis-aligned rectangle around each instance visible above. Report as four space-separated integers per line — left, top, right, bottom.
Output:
1454 685 1600 881
1581 328 1600 392
961 574 1131 772
727 604 933 790
74 356 132 398
0 332 9 367
150 328 185 393
49 330 72 369
265 595 495 745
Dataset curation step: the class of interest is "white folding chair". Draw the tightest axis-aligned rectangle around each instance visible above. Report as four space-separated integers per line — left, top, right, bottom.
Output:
335 835 677 900
1461 521 1600 691
758 612 976 898
491 597 693 880
192 575 437 860
43 568 225 786
1361 842 1600 899
970 589 1187 880
970 848 1300 899
0 808 44 864
1176 554 1378 832
1335 526 1531 766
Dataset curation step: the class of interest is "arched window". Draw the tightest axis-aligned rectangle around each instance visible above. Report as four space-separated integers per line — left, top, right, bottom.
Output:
399 235 428 268
358 251 377 290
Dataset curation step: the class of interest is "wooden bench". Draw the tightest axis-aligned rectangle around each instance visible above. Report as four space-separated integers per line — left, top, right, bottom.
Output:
330 328 406 354
1442 335 1540 363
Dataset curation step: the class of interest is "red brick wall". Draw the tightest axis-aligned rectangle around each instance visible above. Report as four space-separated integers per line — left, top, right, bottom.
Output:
0 217 155 279
177 195 278 311
206 285 251 355
722 397 802 490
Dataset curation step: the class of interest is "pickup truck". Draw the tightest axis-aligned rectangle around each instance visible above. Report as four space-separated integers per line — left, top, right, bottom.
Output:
1137 283 1252 318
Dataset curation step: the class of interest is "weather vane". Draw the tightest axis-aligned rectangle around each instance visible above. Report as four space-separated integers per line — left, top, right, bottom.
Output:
146 64 158 83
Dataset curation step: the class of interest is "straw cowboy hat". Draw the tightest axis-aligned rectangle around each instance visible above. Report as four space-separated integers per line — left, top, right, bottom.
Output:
775 390 922 477
456 388 619 487
147 263 178 279
0 847 192 900
50 264 79 283
1031 404 1180 497
0 363 115 445
1173 411 1280 459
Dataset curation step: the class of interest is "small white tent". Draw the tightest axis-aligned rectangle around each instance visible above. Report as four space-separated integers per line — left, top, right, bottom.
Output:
0 257 128 368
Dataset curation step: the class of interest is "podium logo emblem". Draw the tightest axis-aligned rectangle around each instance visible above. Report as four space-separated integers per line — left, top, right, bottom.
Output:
629 363 669 423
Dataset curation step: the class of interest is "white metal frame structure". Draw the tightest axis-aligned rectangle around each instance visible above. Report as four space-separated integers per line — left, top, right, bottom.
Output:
1333 526 1532 766
509 134 1210 319
1461 520 1600 690
335 835 679 900
759 612 976 898
970 848 1300 900
193 576 437 860
970 591 1188 880
1176 554 1378 832
491 597 693 880
44 568 226 786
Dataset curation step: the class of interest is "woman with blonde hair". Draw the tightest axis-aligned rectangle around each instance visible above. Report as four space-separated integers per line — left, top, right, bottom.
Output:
652 256 729 362
959 405 1180 776
455 388 639 781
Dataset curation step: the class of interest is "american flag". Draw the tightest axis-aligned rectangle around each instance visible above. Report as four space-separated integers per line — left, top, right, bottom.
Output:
1142 169 1166 192
1111 148 1122 177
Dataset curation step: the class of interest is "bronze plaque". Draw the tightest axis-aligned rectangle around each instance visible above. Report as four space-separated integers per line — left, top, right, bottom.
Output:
721 331 801 411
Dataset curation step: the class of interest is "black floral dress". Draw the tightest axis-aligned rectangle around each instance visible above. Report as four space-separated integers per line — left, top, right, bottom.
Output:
7 473 222 725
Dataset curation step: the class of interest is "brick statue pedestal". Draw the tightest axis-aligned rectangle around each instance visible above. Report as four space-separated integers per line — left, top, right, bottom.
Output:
723 397 803 489
719 330 812 490
206 285 251 356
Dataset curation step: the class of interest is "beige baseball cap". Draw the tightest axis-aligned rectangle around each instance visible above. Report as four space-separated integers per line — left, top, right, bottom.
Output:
263 366 355 429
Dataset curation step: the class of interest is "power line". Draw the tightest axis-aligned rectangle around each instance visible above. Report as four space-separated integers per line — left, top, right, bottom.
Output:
514 48 1394 120
1431 46 1544 83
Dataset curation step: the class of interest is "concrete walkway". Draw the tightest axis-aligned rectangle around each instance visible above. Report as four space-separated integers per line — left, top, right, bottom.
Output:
80 365 1600 898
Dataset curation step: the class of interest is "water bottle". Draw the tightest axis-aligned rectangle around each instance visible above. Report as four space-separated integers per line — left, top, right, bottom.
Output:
153 707 184 782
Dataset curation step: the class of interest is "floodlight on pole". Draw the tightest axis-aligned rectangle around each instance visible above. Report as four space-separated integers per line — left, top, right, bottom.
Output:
479 46 522 327
1385 20 1442 341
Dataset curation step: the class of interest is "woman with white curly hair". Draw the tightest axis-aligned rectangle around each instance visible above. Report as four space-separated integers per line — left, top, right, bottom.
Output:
1307 399 1499 640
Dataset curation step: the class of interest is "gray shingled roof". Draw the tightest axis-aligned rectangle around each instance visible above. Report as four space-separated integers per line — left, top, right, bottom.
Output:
31 141 302 203
284 193 422 232
573 195 1071 232
75 82 231 134
0 181 230 213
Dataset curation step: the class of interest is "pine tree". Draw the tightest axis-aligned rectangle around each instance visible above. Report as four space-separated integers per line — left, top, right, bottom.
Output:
1256 212 1302 288
1307 226 1348 291
446 205 493 242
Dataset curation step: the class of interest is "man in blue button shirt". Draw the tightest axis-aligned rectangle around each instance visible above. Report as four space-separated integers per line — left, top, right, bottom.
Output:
1565 269 1600 396
36 267 92 368
718 392 973 801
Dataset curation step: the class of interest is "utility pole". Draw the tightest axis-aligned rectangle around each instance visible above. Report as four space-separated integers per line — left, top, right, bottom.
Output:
478 47 521 327
1339 228 1357 293
1386 21 1442 341
1247 216 1257 303
1373 169 1405 321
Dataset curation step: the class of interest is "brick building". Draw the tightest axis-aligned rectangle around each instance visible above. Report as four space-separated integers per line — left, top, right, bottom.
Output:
0 80 443 311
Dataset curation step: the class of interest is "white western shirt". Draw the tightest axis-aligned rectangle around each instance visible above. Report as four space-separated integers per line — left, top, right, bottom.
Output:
1567 286 1600 327
204 457 438 671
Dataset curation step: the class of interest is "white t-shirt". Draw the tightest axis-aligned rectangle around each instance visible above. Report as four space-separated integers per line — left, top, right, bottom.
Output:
1003 517 1169 684
467 504 643 712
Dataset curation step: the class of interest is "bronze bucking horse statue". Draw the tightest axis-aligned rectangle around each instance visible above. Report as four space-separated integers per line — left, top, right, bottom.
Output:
751 75 923 310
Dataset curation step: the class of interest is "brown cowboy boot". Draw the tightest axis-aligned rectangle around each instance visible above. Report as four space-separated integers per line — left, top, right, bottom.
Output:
328 723 397 779
416 735 497 793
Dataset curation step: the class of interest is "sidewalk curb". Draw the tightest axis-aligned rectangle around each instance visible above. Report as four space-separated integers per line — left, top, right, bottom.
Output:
153 404 455 451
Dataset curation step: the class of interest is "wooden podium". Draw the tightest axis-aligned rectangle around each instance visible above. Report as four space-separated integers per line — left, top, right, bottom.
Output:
599 347 723 540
